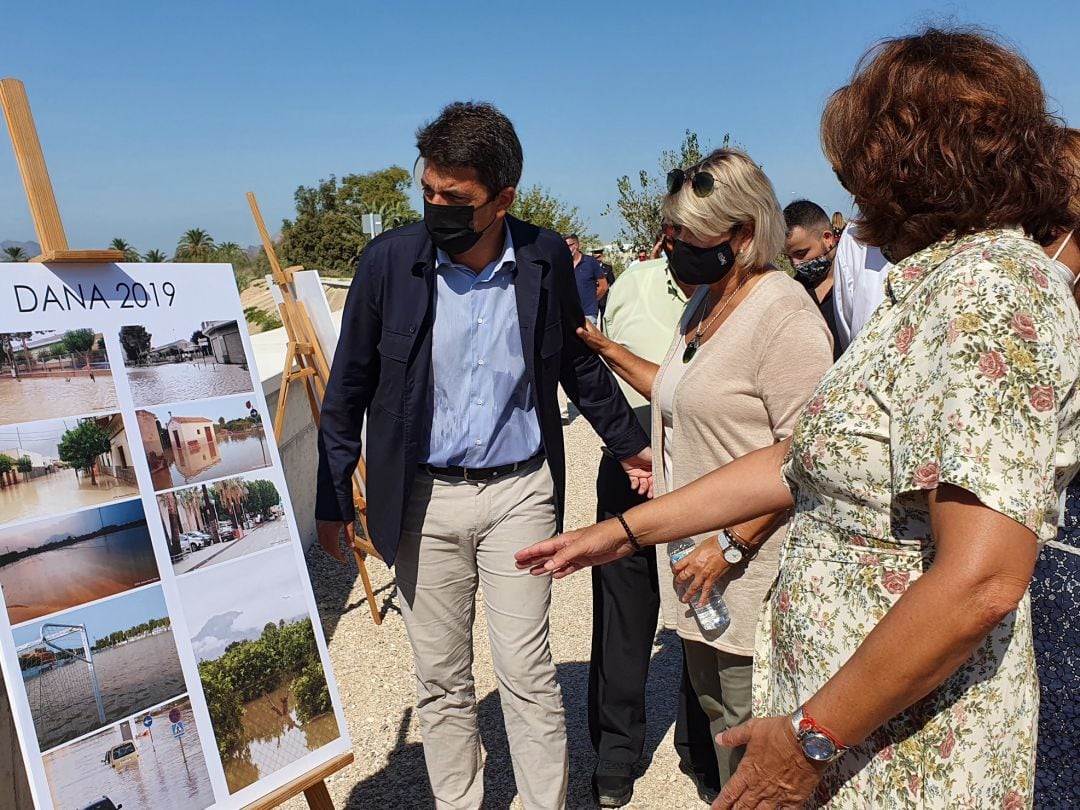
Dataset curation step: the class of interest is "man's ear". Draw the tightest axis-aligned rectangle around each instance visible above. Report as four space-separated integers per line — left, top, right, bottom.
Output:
823 229 837 250
495 186 516 215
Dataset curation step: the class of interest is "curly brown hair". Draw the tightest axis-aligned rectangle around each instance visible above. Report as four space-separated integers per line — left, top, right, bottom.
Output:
822 28 1075 257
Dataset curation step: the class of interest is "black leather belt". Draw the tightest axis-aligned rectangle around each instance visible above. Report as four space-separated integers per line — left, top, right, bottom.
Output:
420 451 543 482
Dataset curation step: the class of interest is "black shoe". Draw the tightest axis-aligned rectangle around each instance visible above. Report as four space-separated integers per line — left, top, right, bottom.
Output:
592 761 634 808
678 760 721 804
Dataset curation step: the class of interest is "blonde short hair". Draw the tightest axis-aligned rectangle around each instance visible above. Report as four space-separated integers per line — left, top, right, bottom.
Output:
661 148 786 270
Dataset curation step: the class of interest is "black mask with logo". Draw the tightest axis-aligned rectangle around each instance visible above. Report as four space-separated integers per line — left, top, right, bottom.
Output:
669 238 738 286
423 199 497 255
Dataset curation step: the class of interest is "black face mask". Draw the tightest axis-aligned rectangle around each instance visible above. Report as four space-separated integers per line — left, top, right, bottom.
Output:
669 238 738 286
424 199 497 255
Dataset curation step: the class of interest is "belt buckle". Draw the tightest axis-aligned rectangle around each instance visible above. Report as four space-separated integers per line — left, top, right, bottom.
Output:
461 467 475 482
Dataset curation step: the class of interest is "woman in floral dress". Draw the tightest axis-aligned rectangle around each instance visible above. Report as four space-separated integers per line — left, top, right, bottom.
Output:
516 28 1080 809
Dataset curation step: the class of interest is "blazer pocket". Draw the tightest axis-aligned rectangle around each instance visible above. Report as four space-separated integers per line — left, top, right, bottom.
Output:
377 328 413 363
540 320 563 359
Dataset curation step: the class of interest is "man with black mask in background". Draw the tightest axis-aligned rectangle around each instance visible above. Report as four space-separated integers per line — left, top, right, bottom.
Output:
782 199 842 359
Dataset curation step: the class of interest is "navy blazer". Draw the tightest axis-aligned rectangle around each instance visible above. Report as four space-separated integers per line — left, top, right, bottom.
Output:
315 215 649 565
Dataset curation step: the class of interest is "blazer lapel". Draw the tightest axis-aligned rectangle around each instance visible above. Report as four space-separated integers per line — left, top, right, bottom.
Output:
510 218 542 374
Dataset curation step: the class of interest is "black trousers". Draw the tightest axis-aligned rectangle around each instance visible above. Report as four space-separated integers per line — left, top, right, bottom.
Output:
587 452 720 785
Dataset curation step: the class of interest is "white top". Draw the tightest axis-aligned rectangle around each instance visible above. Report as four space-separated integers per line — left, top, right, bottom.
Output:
656 341 693 492
832 226 892 349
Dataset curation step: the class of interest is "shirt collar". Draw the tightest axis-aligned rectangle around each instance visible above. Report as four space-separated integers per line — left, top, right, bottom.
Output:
435 222 516 283
884 227 1025 305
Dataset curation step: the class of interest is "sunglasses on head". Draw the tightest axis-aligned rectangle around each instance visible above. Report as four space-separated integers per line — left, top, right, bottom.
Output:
666 166 722 198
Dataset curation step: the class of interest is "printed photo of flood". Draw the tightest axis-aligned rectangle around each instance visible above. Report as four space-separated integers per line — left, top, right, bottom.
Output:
136 395 272 492
43 696 214 810
157 472 291 576
120 320 253 408
14 585 186 751
0 500 158 625
178 550 340 794
0 329 118 426
0 413 139 529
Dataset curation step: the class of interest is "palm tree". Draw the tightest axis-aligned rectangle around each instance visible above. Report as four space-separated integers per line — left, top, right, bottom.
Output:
214 242 245 263
109 238 141 262
143 249 168 263
2 246 27 262
175 228 216 262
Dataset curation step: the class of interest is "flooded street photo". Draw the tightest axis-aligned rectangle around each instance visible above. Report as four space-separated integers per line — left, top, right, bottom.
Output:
44 697 214 810
0 468 138 526
0 372 118 425
127 360 252 407
223 682 340 794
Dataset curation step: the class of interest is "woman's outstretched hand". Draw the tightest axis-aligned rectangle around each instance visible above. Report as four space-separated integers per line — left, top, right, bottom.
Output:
575 318 611 356
515 520 634 578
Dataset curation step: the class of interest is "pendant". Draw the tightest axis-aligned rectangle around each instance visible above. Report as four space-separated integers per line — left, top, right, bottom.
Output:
682 337 699 364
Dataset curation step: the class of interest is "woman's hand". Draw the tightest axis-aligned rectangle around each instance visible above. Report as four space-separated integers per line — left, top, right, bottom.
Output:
575 318 612 356
514 519 633 578
713 716 826 809
673 536 730 606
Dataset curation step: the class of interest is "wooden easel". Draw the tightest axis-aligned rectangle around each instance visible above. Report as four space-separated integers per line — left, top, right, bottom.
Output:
246 192 383 626
0 77 354 810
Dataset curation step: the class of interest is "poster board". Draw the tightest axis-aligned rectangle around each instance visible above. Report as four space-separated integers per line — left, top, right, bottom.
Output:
0 262 351 809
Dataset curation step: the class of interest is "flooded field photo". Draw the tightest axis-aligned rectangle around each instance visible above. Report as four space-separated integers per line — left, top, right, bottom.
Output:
0 330 117 425
120 320 253 407
136 395 272 492
14 586 186 751
0 500 158 624
179 550 340 793
43 696 214 810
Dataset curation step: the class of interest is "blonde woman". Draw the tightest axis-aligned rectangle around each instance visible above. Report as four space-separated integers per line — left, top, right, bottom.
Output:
576 148 834 787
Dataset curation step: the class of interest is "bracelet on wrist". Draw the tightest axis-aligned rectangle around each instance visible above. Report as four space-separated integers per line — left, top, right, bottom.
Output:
614 512 642 551
725 527 753 552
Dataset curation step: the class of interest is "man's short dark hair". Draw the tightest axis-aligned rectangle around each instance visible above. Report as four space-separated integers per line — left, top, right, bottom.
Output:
416 101 523 197
783 199 831 235
564 234 579 243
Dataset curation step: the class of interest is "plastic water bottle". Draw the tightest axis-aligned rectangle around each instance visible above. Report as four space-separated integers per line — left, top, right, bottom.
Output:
668 538 731 633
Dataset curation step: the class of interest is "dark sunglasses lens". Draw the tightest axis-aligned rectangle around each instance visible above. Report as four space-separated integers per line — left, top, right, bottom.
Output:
666 169 685 195
691 172 714 198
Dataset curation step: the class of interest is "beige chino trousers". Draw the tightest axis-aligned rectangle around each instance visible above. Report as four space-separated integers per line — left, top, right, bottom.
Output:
395 458 567 810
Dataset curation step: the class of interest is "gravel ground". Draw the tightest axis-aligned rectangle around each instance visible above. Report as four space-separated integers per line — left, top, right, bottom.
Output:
290 412 709 810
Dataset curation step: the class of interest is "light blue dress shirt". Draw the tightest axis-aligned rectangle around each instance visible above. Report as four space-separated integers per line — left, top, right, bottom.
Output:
422 226 542 467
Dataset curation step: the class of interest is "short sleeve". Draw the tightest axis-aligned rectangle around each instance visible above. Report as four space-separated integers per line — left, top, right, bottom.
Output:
757 306 835 440
889 257 1070 539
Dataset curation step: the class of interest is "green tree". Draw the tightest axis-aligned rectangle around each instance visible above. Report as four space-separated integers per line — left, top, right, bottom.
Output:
61 329 97 370
16 456 32 482
109 238 141 262
509 185 593 241
280 166 420 276
199 664 245 758
609 129 718 251
0 332 34 377
2 246 27 262
175 228 216 261
0 454 14 477
58 420 111 485
214 242 246 264
291 659 332 722
119 325 152 364
143 248 168 263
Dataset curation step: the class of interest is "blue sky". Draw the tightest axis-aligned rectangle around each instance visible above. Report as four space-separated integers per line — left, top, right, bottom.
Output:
1 1 1078 252
0 499 146 554
12 584 167 647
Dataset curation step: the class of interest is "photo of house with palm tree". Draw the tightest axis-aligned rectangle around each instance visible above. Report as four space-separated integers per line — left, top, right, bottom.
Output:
0 329 117 425
136 395 271 491
120 319 253 407
0 413 138 527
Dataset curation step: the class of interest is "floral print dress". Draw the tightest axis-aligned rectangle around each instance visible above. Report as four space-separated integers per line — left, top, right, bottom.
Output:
754 229 1080 809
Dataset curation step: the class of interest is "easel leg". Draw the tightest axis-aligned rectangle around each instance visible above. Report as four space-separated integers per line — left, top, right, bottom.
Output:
350 541 383 626
302 779 334 810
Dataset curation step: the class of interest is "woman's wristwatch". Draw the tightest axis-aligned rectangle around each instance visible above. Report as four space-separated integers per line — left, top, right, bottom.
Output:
717 528 752 565
791 706 849 763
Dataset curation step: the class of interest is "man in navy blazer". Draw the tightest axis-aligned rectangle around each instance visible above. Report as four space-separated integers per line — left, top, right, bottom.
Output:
315 101 650 809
